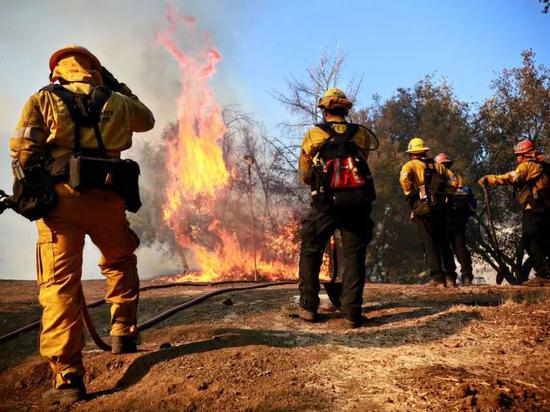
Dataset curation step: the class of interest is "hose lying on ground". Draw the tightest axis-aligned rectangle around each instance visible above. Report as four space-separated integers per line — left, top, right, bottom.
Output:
84 281 297 351
137 281 295 332
0 294 107 345
0 280 297 348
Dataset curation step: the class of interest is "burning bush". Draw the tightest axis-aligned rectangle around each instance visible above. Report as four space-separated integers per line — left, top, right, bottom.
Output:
131 7 306 281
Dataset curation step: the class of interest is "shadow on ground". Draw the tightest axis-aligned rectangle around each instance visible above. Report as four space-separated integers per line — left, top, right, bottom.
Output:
89 307 481 399
1 286 546 373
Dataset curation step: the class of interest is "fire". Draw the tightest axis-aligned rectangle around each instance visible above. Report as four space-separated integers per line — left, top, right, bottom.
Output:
157 6 228 229
186 228 296 282
156 7 298 281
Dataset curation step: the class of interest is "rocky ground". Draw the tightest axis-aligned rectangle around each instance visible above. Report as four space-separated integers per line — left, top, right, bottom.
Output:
0 279 549 411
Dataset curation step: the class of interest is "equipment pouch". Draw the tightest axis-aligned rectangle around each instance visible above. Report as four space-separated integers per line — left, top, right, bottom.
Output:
69 156 142 213
332 189 370 207
309 166 330 211
10 160 58 221
332 177 375 206
326 161 376 207
328 157 367 190
45 153 72 182
69 155 113 189
113 159 142 213
411 199 431 218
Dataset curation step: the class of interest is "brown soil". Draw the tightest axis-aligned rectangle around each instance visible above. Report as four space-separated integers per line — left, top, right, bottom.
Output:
0 280 549 411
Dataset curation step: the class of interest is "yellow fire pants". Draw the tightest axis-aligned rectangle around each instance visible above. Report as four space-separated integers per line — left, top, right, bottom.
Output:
36 184 140 387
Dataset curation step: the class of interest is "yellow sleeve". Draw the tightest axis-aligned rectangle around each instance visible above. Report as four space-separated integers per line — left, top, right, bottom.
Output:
399 163 414 197
119 88 155 133
443 165 459 191
487 163 528 186
9 94 49 166
298 130 314 184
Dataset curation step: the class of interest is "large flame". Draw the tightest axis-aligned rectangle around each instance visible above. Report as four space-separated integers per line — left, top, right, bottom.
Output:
157 7 228 229
156 7 298 281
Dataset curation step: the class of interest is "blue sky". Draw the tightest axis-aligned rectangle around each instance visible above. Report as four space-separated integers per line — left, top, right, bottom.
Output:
226 0 549 125
0 0 548 279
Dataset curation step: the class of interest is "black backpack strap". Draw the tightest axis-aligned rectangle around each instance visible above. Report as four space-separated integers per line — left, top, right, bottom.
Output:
315 122 360 159
534 161 550 176
316 122 358 141
42 84 111 157
422 158 435 188
43 84 83 154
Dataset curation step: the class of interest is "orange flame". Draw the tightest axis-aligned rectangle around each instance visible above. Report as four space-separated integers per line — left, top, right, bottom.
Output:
157 8 299 281
157 8 228 242
157 8 229 229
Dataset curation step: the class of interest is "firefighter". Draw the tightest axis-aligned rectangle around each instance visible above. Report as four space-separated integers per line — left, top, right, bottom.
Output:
9 45 155 405
434 153 475 286
400 138 459 287
479 139 550 286
297 88 375 328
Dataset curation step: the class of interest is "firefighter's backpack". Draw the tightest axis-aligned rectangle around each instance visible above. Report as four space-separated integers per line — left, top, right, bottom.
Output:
312 122 376 208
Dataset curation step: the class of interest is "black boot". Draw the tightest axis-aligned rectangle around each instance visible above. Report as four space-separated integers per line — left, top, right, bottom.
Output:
424 272 446 287
111 335 138 354
42 373 86 407
286 305 318 322
462 274 474 286
344 315 367 329
445 274 458 288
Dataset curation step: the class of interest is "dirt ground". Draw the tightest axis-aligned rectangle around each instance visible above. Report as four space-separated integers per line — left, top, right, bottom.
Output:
0 279 549 411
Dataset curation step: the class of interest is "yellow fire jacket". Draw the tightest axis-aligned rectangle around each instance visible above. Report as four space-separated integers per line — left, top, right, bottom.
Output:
298 122 371 185
399 158 458 197
486 156 548 209
10 58 155 166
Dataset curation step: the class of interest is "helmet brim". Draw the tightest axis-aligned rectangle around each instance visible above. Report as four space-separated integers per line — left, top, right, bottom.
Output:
406 147 430 154
49 46 101 72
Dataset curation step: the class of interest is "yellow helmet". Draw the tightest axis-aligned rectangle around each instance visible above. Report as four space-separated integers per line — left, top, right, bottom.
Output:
49 45 101 71
406 137 430 154
317 88 353 110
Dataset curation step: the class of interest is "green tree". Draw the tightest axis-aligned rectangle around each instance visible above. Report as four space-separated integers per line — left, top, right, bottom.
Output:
365 77 477 282
472 49 550 284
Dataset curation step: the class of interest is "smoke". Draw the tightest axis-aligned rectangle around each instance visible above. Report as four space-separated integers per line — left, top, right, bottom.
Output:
0 1 264 279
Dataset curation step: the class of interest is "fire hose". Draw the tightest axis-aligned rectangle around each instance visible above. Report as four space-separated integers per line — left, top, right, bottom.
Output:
82 295 112 351
0 280 297 350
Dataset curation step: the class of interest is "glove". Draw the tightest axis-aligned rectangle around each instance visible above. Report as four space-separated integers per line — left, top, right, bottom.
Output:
101 66 123 92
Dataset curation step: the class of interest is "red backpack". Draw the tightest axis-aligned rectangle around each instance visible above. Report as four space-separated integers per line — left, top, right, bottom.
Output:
314 122 376 206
